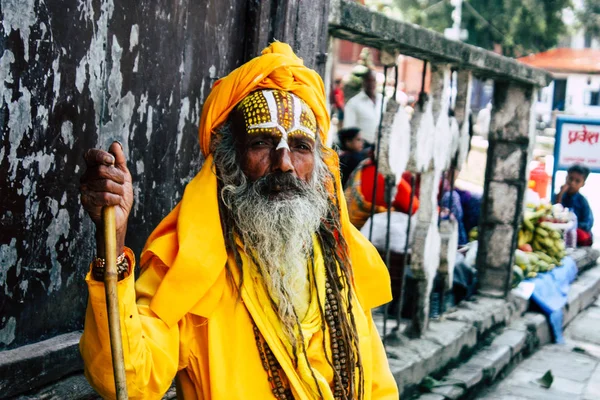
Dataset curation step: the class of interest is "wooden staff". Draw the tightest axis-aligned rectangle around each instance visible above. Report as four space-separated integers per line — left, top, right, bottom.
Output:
102 206 128 399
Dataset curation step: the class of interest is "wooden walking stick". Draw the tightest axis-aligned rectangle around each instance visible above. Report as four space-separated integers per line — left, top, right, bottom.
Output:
103 206 129 399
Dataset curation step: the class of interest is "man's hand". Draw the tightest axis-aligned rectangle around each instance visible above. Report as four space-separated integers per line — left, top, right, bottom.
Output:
559 183 569 194
80 142 133 258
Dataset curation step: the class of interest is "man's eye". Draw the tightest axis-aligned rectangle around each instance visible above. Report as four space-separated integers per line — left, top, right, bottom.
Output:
251 139 270 147
294 143 313 151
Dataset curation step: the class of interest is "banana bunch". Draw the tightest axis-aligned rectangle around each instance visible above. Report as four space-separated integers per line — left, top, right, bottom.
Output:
518 228 534 248
514 249 544 277
531 223 566 265
516 205 567 277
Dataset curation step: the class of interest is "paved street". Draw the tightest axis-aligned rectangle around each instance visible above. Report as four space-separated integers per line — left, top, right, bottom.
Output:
476 298 600 399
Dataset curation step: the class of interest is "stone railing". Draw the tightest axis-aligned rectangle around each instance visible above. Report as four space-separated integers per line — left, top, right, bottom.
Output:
329 0 552 336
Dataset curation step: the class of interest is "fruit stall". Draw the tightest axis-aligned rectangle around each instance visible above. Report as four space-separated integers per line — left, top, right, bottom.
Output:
511 203 579 343
513 203 572 283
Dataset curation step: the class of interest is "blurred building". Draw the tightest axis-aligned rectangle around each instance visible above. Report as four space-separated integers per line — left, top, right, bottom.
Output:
519 49 600 125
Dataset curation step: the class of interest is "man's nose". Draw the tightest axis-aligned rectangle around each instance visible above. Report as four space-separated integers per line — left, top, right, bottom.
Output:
272 148 295 173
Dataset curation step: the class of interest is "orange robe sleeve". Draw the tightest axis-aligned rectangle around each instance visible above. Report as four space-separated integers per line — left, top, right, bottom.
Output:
79 248 188 399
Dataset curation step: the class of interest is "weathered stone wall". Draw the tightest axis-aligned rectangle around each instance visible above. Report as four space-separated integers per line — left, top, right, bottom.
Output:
476 81 535 296
0 0 329 353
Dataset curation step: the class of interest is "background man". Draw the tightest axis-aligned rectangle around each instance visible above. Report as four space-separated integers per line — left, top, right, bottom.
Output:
343 70 384 148
78 43 398 399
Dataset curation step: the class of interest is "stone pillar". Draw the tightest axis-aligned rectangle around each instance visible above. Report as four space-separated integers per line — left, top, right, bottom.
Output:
476 80 535 297
406 64 454 336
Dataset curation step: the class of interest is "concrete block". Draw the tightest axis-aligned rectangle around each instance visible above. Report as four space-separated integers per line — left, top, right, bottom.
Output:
489 80 533 142
431 383 465 400
507 318 528 332
487 182 519 224
424 319 478 359
403 338 445 379
484 225 515 268
478 267 511 298
388 353 422 393
448 364 484 389
418 394 446 400
447 297 511 335
469 345 511 381
571 247 600 271
490 143 525 182
522 312 552 346
565 268 600 325
491 329 527 358
509 294 529 316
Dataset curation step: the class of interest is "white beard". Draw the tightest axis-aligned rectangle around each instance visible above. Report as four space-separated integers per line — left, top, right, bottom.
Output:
230 187 327 328
215 128 330 343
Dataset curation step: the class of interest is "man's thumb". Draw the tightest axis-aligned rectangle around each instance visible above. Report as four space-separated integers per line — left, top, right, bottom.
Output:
109 141 128 171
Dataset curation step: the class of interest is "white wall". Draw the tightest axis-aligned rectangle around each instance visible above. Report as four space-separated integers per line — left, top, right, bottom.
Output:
566 74 600 116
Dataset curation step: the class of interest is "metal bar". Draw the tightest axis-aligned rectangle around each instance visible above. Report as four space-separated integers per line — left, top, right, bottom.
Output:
393 64 399 100
418 61 428 112
438 170 446 228
382 176 394 344
397 174 416 329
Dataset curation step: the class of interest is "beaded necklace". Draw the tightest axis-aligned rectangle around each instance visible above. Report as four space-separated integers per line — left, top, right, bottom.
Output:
252 278 354 400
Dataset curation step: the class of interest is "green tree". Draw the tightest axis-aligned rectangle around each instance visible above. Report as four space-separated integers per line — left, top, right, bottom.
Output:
577 0 600 40
386 0 571 57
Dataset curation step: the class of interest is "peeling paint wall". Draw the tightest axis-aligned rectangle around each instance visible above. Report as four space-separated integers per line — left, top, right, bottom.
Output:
0 0 330 351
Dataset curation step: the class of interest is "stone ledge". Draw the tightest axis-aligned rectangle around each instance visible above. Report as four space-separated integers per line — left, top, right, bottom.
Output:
570 247 600 272
11 373 100 400
0 331 83 398
12 372 177 400
444 295 526 337
564 265 600 326
328 0 552 86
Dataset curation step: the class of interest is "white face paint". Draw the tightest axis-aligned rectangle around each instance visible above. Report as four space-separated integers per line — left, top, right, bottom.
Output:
246 90 317 151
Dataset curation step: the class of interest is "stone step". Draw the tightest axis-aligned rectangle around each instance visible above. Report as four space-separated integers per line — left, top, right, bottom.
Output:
409 262 600 400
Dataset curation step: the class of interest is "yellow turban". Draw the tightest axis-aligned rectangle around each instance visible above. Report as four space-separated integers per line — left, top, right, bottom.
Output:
198 42 329 157
141 43 391 328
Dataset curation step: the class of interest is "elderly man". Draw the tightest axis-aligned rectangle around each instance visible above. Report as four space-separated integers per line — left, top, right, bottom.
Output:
79 43 397 400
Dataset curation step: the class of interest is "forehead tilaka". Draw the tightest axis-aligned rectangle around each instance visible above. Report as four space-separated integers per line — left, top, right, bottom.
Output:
236 90 317 141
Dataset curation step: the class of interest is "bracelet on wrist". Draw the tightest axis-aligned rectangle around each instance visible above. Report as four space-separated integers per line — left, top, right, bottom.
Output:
92 253 130 281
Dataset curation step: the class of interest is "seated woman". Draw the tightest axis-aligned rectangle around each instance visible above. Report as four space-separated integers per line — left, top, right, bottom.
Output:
338 127 368 187
345 158 420 230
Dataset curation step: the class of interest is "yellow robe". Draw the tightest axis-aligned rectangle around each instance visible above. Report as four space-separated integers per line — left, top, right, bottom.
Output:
80 245 398 399
80 42 398 399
